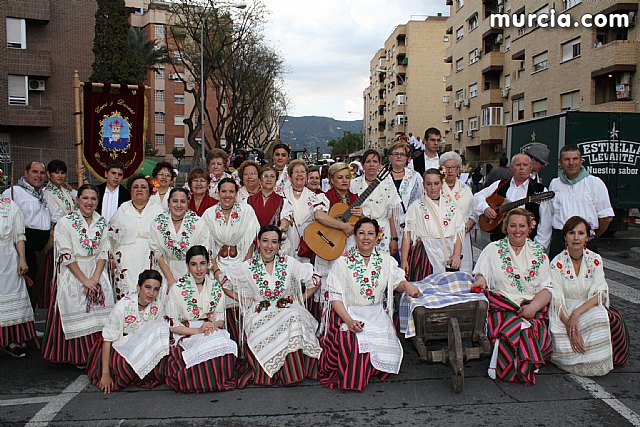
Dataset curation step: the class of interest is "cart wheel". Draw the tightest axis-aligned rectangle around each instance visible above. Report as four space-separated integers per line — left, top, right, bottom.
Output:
448 317 464 393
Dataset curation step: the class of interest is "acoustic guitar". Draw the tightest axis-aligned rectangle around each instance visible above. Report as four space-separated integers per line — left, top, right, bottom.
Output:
304 165 391 260
478 191 555 233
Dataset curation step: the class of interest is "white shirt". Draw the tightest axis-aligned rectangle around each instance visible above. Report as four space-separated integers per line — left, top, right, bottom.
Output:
102 186 119 223
473 178 552 250
2 186 51 231
545 175 614 231
408 153 440 171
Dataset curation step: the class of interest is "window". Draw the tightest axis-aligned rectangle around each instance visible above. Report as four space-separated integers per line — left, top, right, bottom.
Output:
505 74 511 88
469 116 479 130
174 137 185 148
456 89 464 100
155 134 165 146
8 75 28 105
173 51 182 63
155 68 165 80
533 51 548 72
174 115 185 126
469 83 478 98
504 36 511 52
469 48 480 64
531 5 550 30
6 18 26 49
532 99 548 117
443 95 450 103
155 90 165 102
444 36 449 43
505 0 511 12
155 112 165 123
456 26 464 41
562 37 581 62
455 120 464 133
467 13 478 31
563 0 581 10
174 94 185 104
561 91 580 110
456 0 465 10
456 58 464 72
481 107 504 126
155 25 165 37
512 99 525 121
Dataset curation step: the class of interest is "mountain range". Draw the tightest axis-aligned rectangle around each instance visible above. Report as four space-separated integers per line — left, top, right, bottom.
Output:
279 116 363 155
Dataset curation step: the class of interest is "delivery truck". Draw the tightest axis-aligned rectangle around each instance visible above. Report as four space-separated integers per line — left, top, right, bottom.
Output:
506 111 640 232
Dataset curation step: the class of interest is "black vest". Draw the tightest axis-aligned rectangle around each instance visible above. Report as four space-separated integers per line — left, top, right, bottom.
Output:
412 152 426 177
489 178 546 242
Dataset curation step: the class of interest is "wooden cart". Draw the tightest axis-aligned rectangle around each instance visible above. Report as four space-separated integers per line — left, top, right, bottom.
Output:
408 300 491 393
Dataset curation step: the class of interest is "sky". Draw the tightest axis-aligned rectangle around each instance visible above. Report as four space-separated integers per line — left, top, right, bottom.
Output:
263 0 447 121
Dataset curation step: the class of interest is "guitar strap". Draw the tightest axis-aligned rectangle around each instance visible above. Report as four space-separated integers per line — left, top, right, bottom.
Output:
492 178 512 199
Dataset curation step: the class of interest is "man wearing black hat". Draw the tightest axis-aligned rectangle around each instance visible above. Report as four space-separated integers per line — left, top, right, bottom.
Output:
523 143 550 184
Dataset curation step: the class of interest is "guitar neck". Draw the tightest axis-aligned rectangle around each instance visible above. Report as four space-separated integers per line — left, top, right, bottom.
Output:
338 178 382 222
500 195 538 212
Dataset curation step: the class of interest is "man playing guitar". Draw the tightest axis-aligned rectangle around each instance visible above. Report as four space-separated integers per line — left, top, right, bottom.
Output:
473 153 552 250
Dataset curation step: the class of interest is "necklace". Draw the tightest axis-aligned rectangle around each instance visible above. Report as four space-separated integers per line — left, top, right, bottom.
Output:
263 257 275 264
138 303 149 310
171 216 184 222
159 190 168 196
510 242 526 248
359 252 371 258
293 188 304 193
569 252 584 261
82 213 92 219
221 205 233 211
195 280 205 287
133 203 146 212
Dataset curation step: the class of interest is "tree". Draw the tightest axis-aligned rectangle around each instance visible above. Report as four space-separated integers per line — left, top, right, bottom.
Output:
128 27 169 71
164 0 288 161
172 147 186 170
90 0 146 84
328 132 363 158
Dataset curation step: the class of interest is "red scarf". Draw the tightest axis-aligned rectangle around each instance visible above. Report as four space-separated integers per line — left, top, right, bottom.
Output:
325 188 356 207
189 193 218 217
248 192 284 228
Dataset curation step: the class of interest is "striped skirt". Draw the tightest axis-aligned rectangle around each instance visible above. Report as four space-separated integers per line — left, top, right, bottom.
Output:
226 307 241 346
237 346 318 388
42 280 99 365
306 295 323 323
318 310 389 391
165 345 236 393
407 240 433 282
0 322 36 347
609 306 629 367
38 250 55 309
86 335 166 391
486 291 552 385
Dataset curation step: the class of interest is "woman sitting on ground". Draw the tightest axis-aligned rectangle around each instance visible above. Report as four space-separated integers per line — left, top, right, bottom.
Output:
87 270 168 393
549 216 628 375
472 208 552 385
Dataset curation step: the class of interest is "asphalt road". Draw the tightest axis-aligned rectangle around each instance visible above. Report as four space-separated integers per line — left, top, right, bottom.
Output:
1 228 639 427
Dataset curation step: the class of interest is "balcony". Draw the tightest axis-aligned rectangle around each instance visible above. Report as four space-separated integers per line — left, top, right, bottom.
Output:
591 40 638 70
2 105 53 127
481 50 504 75
6 50 52 77
6 0 50 21
483 88 504 104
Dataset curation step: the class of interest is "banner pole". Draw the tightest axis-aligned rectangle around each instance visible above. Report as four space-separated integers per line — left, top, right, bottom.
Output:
73 70 84 186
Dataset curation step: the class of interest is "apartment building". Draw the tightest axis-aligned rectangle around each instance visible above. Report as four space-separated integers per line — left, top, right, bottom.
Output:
364 16 449 150
444 0 639 163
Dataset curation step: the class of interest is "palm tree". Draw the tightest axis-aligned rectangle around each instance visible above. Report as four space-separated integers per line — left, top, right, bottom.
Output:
128 27 169 73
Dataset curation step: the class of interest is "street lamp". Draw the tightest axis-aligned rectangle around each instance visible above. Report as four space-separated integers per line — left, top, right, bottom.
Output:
200 3 247 168
347 110 365 150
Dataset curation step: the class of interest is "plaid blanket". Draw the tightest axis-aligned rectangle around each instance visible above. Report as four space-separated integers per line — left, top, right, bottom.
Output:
399 271 488 338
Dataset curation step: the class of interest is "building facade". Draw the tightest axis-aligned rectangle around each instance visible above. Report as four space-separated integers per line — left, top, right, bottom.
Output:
444 0 639 163
364 16 449 150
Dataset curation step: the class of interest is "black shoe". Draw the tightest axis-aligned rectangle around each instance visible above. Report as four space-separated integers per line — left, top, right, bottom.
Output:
6 344 26 358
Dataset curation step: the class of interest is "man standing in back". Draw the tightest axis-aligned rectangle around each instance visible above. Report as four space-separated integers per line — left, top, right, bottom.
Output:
409 127 441 176
96 160 130 223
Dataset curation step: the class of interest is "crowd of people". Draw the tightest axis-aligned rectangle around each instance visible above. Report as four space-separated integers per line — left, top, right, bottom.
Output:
0 128 628 393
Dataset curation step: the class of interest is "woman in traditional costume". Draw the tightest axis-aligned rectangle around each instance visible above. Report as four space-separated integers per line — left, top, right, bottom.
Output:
165 246 237 393
206 148 233 200
87 270 168 392
319 217 419 391
248 164 292 230
150 188 209 291
236 160 261 202
440 152 476 273
401 168 464 281
306 167 323 194
283 159 329 263
203 178 260 343
387 141 423 253
549 216 628 375
149 161 176 210
219 225 321 387
472 208 553 384
109 175 164 301
0 197 35 358
187 168 217 217
350 149 401 256
271 143 291 196
43 184 114 366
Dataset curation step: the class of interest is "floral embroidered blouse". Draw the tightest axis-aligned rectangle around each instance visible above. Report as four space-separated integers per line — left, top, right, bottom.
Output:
149 210 209 271
473 237 552 305
165 273 226 324
327 247 406 307
101 293 164 342
56 210 109 263
43 182 77 224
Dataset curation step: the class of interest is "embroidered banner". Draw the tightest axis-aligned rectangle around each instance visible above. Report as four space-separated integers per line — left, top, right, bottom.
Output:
83 83 147 179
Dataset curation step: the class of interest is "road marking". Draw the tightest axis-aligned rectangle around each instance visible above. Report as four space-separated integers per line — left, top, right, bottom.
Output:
472 247 640 304
0 396 52 407
570 375 640 427
25 375 89 427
